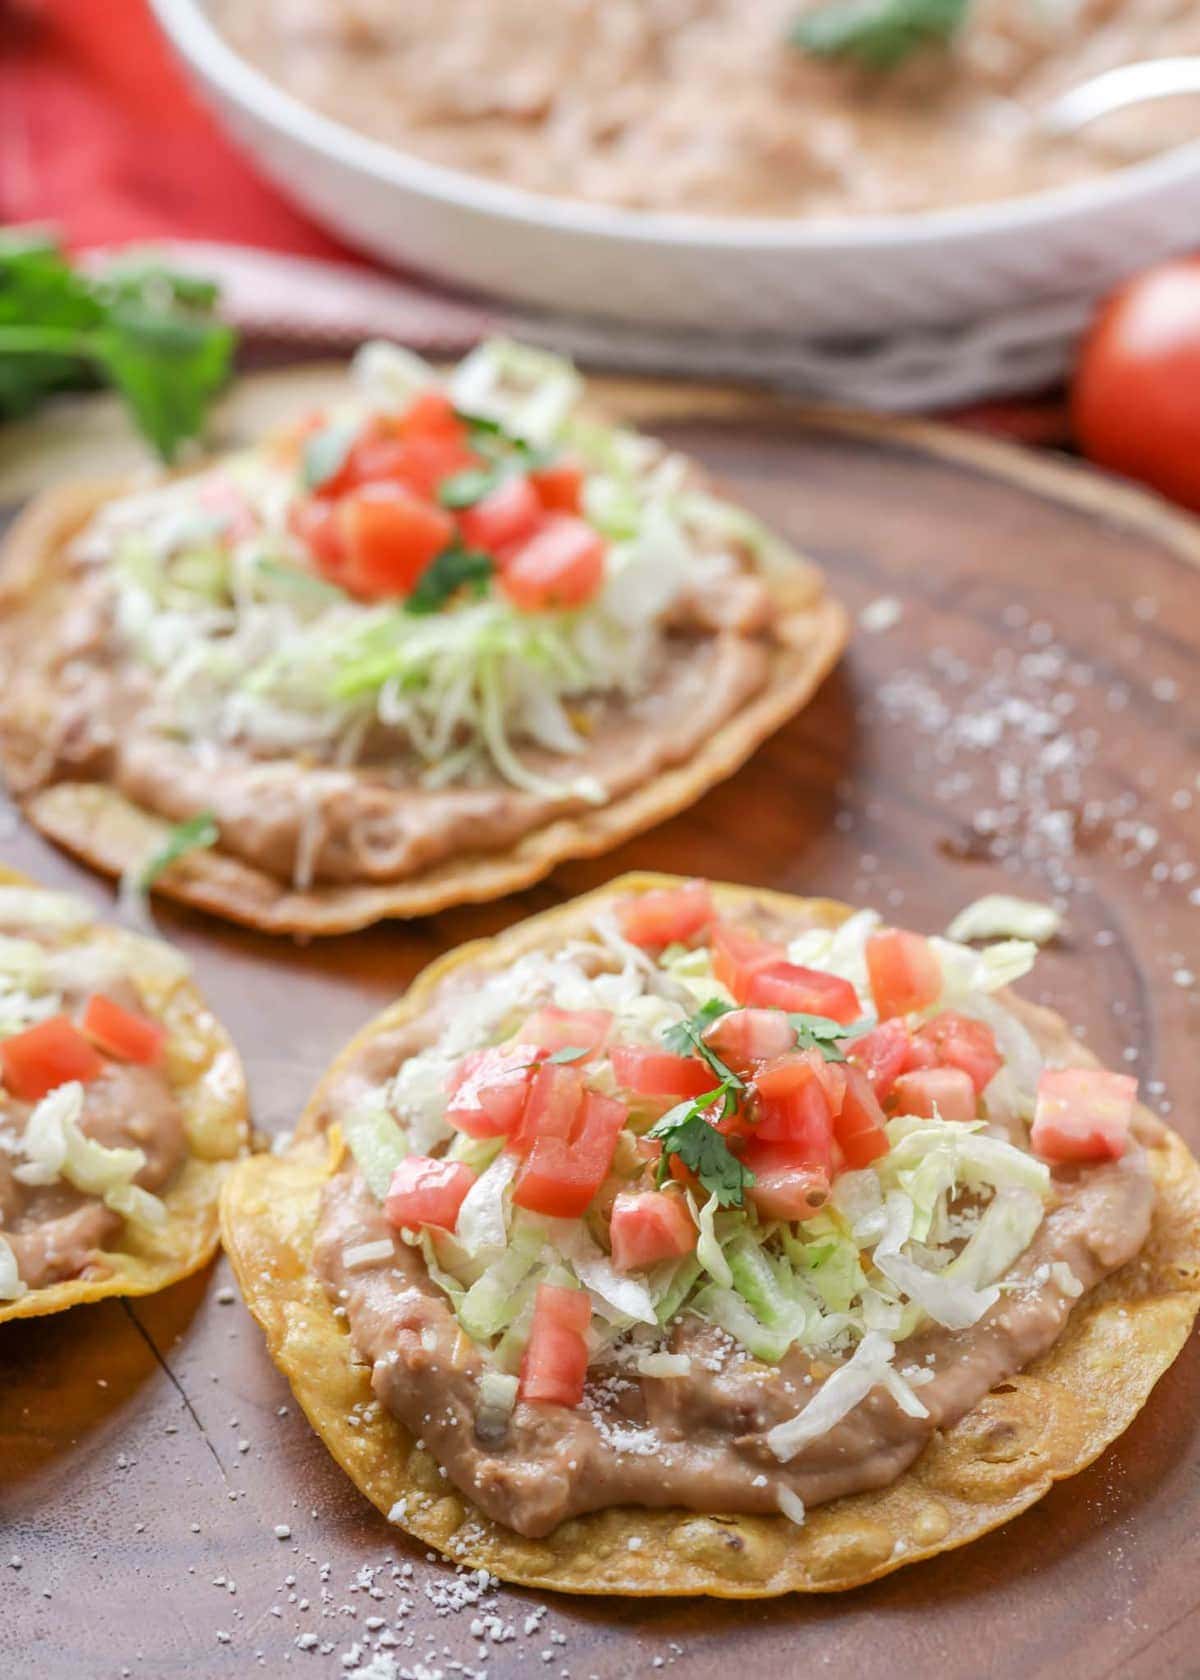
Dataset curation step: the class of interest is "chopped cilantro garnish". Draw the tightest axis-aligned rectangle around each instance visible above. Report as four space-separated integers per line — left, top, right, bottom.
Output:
437 466 506 509
404 545 493 615
138 811 219 889
648 1100 754 1208
789 0 968 70
788 1011 875 1061
662 998 741 1090
546 1045 590 1064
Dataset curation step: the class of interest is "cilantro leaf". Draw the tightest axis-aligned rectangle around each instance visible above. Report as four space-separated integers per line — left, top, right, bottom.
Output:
789 0 968 70
648 1104 754 1208
404 545 494 615
788 1011 875 1061
546 1045 590 1064
138 811 220 889
662 999 741 1091
437 465 505 509
0 233 234 459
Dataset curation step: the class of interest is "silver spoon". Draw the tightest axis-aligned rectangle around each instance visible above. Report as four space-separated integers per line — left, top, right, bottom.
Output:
1042 55 1200 135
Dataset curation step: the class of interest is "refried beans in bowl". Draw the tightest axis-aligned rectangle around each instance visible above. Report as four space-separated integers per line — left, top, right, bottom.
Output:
206 0 1200 220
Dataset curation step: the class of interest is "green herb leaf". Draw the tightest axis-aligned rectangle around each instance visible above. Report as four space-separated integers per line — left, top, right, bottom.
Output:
302 420 357 491
96 307 234 464
547 1045 590 1064
404 545 494 615
437 466 505 509
0 234 234 458
648 1103 755 1208
787 1011 875 1061
789 0 968 70
138 811 220 889
662 999 742 1090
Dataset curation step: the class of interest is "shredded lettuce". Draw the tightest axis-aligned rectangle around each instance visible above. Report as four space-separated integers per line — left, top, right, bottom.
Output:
928 935 1038 1006
342 1104 410 1200
767 1330 927 1461
449 339 582 450
690 1190 733 1289
456 1219 547 1342
946 896 1062 946
13 1082 166 1230
690 1283 796 1364
455 1151 517 1257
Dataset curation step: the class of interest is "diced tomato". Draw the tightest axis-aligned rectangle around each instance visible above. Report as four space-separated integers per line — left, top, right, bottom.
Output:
519 1282 591 1407
337 483 454 599
0 1015 105 1102
609 1190 697 1271
498 515 605 612
458 476 543 553
742 1143 831 1221
384 1155 476 1232
81 994 165 1066
513 1081 628 1218
847 1018 911 1102
835 1065 890 1168
400 389 463 442
617 880 714 950
609 1045 713 1100
711 922 784 1001
1031 1067 1136 1163
510 1060 584 1153
915 1011 1003 1095
866 928 942 1020
744 960 861 1025
701 1007 796 1074
529 458 584 514
904 1034 941 1071
400 435 479 500
445 1045 540 1138
750 1052 835 1167
289 496 347 574
891 1066 977 1123
514 1007 612 1060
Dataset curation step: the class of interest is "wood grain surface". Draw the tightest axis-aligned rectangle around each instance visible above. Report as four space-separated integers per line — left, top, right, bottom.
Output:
0 372 1197 1680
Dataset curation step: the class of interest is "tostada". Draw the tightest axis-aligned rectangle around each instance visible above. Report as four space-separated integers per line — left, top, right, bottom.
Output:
0 343 844 934
220 874 1200 1594
0 866 247 1321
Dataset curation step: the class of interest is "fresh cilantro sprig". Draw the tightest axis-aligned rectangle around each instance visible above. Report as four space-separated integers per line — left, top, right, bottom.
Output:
662 998 741 1093
0 233 235 461
648 1097 754 1208
404 544 494 615
789 0 968 70
789 1012 875 1061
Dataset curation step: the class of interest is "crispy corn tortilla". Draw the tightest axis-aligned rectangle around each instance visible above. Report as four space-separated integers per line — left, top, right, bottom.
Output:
220 873 1200 1595
0 863 249 1323
0 481 846 937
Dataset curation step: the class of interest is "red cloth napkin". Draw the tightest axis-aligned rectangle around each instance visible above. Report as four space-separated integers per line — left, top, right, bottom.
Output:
0 0 350 256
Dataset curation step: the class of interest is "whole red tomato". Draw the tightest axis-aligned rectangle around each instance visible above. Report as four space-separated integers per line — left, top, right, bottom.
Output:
1073 257 1200 512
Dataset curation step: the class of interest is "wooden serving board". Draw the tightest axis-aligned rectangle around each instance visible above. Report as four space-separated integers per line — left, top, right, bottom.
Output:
0 371 1197 1680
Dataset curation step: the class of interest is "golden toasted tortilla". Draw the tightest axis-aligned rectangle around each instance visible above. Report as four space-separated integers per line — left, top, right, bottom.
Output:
219 873 1200 1595
0 480 846 937
0 864 249 1322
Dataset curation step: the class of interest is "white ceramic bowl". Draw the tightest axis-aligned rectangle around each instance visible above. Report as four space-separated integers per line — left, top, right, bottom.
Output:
152 0 1200 340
